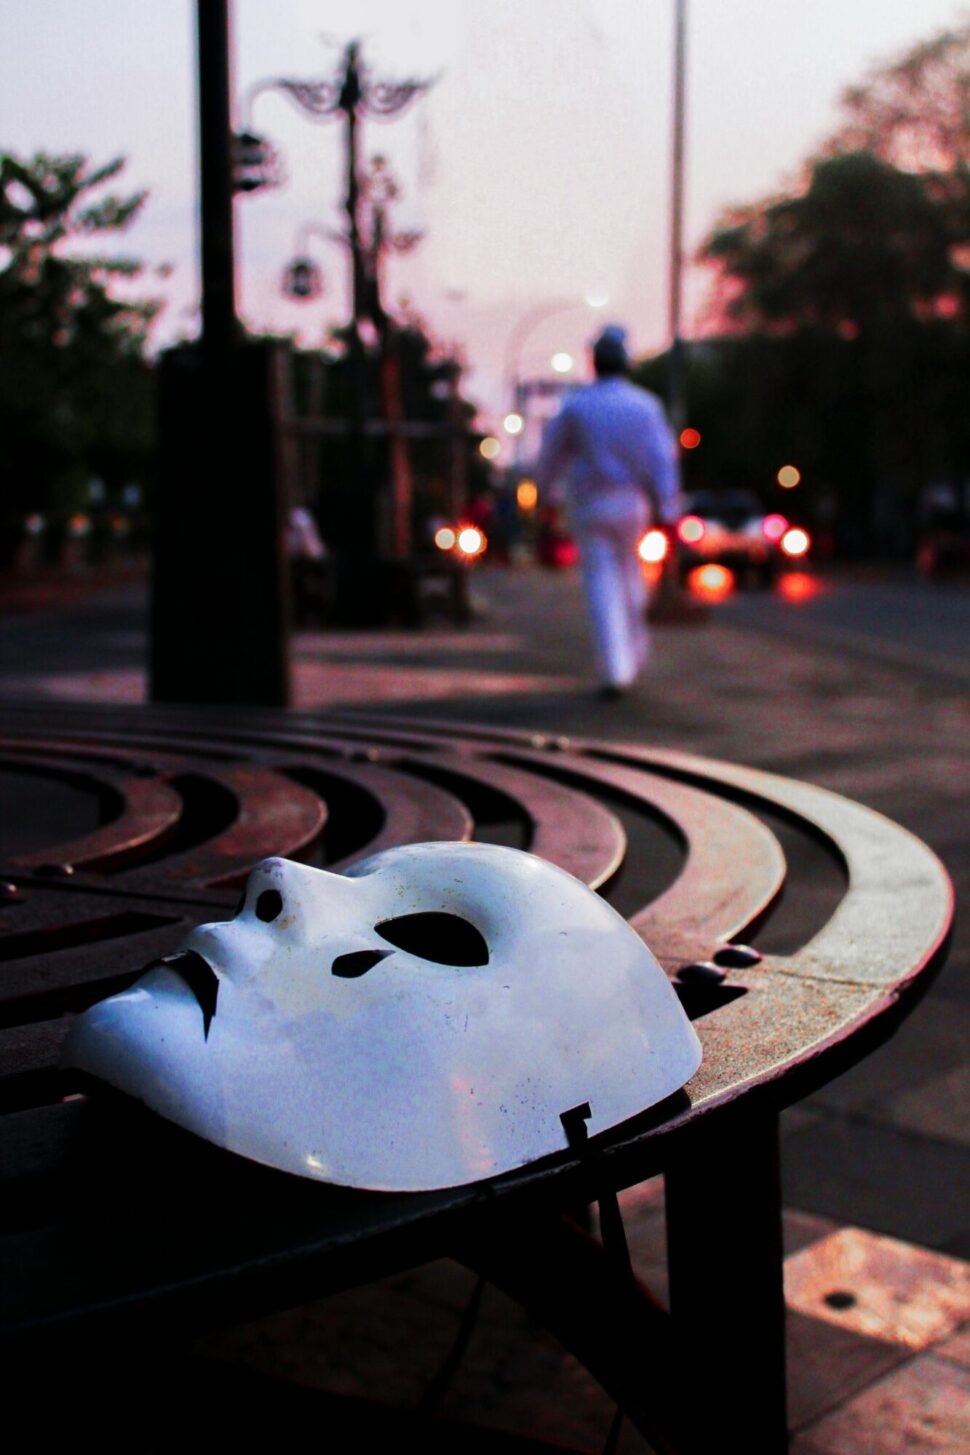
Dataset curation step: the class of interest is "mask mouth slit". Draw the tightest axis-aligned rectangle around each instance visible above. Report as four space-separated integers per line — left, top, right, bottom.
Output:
375 912 489 967
159 950 220 1038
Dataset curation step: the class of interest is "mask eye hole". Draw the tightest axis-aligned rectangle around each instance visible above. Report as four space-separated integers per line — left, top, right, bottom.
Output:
332 948 390 979
256 889 283 923
376 912 489 967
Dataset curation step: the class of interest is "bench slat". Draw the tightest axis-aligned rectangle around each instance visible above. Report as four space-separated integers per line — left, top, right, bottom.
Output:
613 746 954 987
494 748 785 957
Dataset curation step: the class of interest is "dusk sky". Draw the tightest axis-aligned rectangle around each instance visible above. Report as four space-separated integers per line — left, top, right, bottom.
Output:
3 1 967 424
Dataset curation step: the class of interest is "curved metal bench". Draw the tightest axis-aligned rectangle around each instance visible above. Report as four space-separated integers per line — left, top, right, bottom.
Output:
0 702 953 1453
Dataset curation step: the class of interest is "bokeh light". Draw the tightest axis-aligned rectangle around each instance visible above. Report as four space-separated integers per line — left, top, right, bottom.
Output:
456 525 487 557
778 571 822 603
638 528 668 564
479 436 501 460
762 513 788 542
781 526 811 558
777 465 801 489
677 515 705 545
434 526 456 551
687 564 734 601
551 352 574 374
680 427 701 450
503 412 524 436
516 479 538 511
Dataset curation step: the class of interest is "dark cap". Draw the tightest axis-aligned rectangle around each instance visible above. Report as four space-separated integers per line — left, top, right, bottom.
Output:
592 324 630 373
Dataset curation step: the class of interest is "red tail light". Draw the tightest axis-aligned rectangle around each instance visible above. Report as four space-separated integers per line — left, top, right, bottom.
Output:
638 529 669 564
677 515 705 545
781 527 810 559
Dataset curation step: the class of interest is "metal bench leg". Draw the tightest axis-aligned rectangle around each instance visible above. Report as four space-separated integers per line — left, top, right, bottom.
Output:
454 1206 695 1455
665 1109 789 1452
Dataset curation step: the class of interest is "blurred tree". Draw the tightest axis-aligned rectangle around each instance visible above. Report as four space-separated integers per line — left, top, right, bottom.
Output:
832 21 970 175
701 151 958 334
826 20 970 325
0 152 159 563
307 317 485 556
691 20 970 556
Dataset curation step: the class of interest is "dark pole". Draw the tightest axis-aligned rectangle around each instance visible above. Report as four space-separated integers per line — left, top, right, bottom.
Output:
341 44 366 338
332 42 378 621
197 0 238 356
667 0 687 432
152 0 289 705
340 44 369 424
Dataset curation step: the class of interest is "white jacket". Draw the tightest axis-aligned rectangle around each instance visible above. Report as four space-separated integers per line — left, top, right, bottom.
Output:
536 378 683 527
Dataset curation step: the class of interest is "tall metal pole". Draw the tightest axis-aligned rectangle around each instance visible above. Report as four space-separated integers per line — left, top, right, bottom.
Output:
197 0 238 356
340 43 367 339
667 0 687 432
334 43 377 618
152 0 288 706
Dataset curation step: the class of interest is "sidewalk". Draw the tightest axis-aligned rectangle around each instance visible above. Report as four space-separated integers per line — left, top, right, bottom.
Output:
1 565 967 1451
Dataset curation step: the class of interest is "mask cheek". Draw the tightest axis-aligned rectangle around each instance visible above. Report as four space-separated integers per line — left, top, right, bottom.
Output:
184 922 271 985
65 971 228 1147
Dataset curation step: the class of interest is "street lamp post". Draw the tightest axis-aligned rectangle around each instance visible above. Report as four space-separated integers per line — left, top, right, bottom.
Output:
260 44 431 341
197 0 238 358
248 42 432 621
281 222 334 302
667 0 688 432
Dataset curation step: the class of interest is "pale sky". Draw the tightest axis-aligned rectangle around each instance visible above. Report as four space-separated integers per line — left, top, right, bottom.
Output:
2 1 968 424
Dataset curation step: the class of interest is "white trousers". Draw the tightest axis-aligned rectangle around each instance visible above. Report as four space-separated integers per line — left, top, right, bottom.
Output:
574 499 650 687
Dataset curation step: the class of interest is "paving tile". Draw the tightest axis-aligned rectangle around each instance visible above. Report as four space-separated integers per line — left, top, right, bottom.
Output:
796 1353 970 1454
783 1209 840 1257
192 1271 657 1452
785 1308 908 1430
782 1114 970 1252
384 1257 484 1315
883 1063 970 1148
617 1175 667 1275
294 660 585 707
805 999 970 1118
431 1298 654 1453
1 667 146 701
193 1278 469 1406
785 1227 970 1350
617 1175 666 1215
936 1321 970 1371
293 630 524 657
782 1105 828 1139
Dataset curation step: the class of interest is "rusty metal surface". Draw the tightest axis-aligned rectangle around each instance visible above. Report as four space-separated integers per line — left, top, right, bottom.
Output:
492 747 787 953
0 702 953 1359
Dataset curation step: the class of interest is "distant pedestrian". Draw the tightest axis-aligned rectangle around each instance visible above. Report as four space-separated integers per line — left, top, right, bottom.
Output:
287 505 330 626
535 325 682 698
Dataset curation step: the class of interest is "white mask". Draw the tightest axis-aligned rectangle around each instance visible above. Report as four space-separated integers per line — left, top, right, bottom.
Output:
65 842 702 1191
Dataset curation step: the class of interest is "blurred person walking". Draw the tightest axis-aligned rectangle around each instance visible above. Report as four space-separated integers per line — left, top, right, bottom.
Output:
535 325 682 698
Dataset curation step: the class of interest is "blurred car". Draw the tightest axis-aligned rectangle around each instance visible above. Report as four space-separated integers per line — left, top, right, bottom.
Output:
916 512 970 579
673 490 807 587
536 503 579 568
